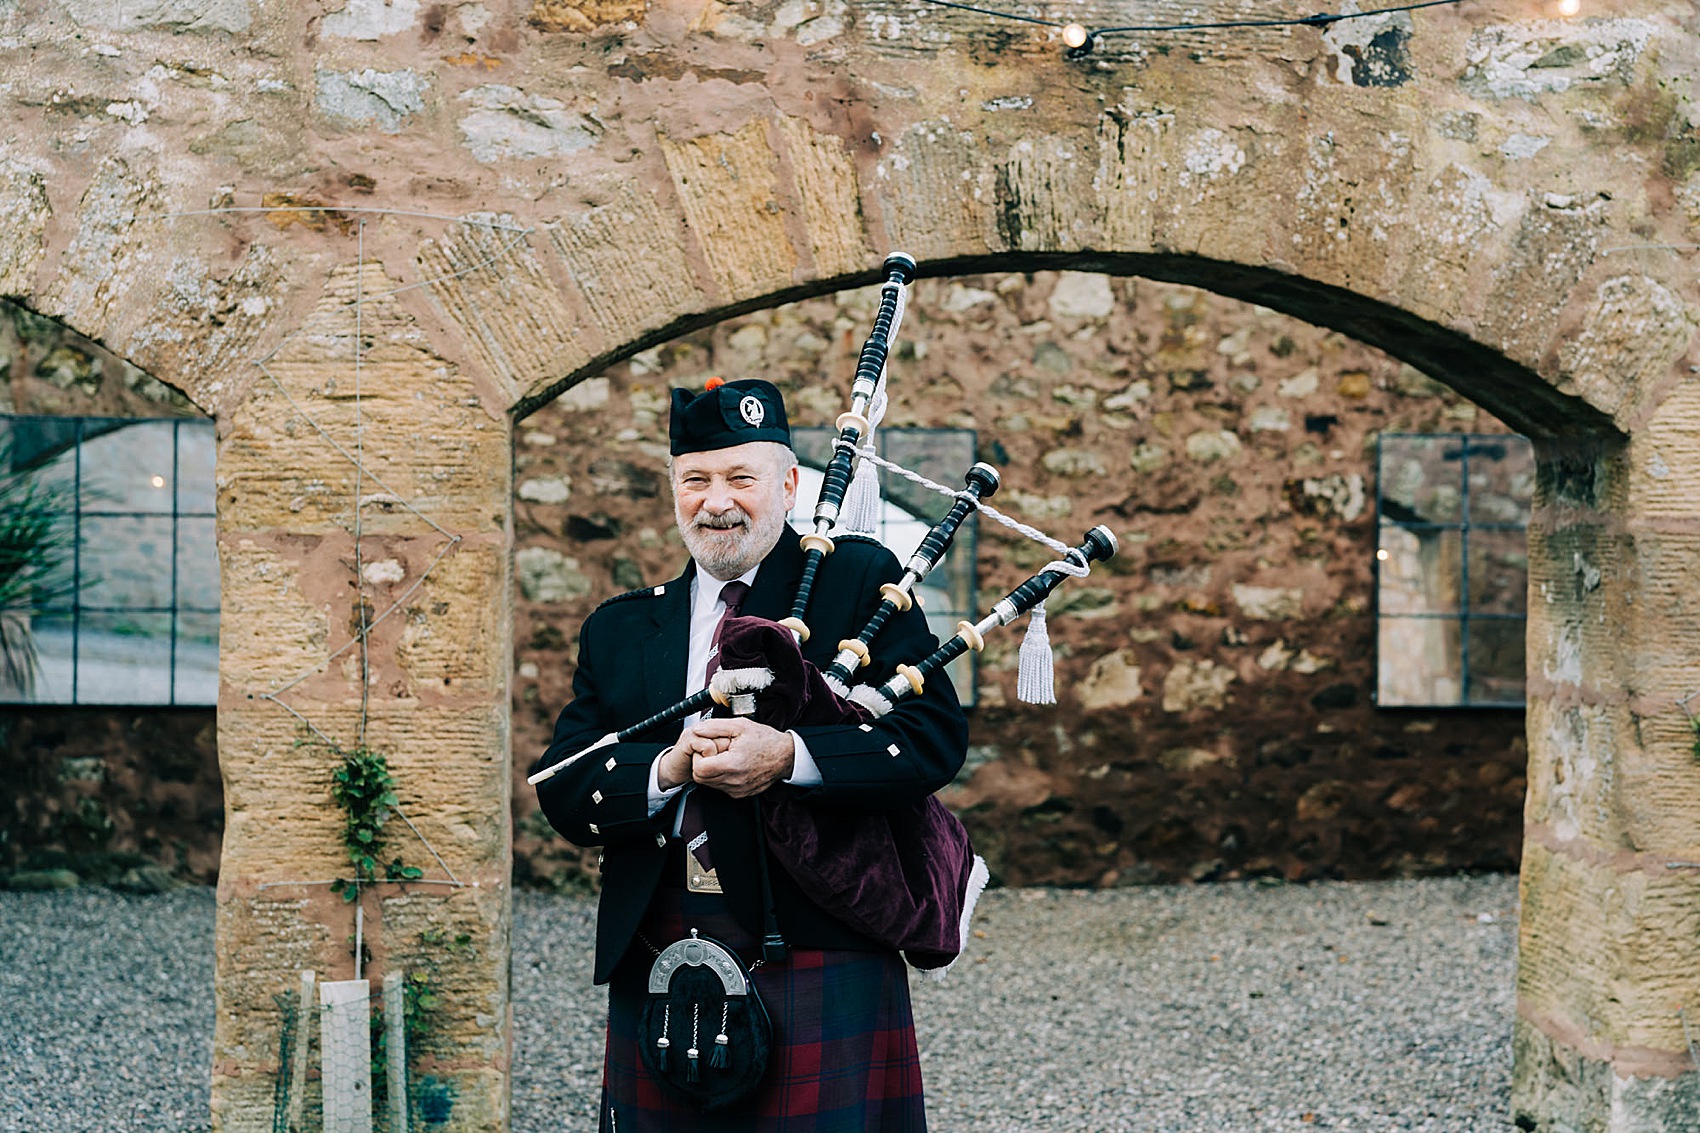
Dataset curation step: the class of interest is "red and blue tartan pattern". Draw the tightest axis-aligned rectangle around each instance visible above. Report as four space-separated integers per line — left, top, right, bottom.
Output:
601 886 926 1132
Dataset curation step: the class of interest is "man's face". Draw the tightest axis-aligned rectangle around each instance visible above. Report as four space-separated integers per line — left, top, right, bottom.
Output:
671 442 799 581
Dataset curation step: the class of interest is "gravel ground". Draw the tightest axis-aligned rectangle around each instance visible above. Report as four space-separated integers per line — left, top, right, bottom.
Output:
1 875 1518 1132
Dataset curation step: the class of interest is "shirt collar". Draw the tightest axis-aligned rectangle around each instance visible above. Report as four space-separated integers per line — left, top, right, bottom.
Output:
695 563 760 607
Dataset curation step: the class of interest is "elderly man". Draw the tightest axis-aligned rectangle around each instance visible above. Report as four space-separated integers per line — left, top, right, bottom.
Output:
532 378 968 1132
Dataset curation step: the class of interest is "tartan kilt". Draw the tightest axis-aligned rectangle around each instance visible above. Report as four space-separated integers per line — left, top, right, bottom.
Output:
601 885 926 1133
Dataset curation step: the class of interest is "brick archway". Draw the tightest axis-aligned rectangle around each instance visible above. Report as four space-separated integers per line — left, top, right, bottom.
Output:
2 2 1696 1127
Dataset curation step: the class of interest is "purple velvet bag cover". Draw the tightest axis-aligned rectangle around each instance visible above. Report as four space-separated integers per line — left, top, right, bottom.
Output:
714 617 978 970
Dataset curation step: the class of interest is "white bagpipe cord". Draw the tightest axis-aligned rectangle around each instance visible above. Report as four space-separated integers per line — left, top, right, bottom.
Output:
1016 603 1055 705
841 435 1097 706
839 284 905 537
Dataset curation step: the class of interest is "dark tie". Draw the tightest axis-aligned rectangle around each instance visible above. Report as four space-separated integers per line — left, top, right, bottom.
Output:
703 580 749 682
680 579 750 874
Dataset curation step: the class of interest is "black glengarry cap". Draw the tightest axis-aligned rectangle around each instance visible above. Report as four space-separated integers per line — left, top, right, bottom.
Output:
668 378 792 456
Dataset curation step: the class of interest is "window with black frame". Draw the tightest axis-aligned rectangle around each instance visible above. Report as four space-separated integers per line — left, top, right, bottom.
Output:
1374 433 1533 708
0 415 218 706
788 427 978 706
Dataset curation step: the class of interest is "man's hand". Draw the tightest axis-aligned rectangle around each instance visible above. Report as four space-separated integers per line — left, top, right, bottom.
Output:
656 734 698 793
686 717 796 799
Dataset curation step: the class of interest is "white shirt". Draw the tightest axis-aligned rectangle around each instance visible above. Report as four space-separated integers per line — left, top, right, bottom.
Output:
646 565 823 818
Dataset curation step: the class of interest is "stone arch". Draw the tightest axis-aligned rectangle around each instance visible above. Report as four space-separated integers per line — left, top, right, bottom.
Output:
2 3 1696 1128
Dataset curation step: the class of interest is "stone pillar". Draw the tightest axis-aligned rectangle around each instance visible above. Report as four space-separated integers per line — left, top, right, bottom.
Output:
1515 404 1700 1131
211 264 513 1131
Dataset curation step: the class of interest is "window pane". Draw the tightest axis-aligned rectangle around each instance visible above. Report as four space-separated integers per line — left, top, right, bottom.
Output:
1468 529 1528 616
81 420 178 515
174 610 219 705
1376 526 1462 615
1467 619 1526 706
74 611 173 704
1467 436 1535 526
1379 435 1464 525
1377 616 1462 707
1 612 75 704
881 430 970 525
176 517 220 610
4 416 80 490
177 421 217 514
79 516 176 609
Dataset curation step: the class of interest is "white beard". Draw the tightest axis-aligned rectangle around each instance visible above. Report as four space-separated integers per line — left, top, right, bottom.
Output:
676 497 788 581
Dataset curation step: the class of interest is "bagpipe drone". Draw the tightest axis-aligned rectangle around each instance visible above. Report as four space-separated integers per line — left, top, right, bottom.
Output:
529 252 1119 975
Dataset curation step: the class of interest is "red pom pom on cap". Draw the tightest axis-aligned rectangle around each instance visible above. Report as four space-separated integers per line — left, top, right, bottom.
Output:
704 376 726 391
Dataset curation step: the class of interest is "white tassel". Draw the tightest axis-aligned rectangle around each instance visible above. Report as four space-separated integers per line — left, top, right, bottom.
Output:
839 385 887 537
1016 604 1056 705
840 456 882 536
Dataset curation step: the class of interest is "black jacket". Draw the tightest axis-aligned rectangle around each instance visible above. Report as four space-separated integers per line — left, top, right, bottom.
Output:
532 527 969 984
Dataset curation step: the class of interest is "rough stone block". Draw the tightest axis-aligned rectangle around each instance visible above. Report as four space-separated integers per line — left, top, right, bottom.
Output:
659 120 797 300
1557 276 1697 427
1614 711 1700 861
223 263 509 535
1518 838 1700 1057
1525 520 1630 699
1283 124 1417 295
995 134 1099 253
416 218 589 403
215 535 334 693
61 0 252 32
0 160 49 297
1627 385 1700 521
528 0 645 31
315 69 428 134
218 699 509 882
535 184 705 406
456 84 603 164
1077 650 1142 711
1393 163 1513 325
1482 201 1606 373
1523 695 1629 850
877 120 996 260
772 114 871 280
1618 531 1700 703
42 158 163 342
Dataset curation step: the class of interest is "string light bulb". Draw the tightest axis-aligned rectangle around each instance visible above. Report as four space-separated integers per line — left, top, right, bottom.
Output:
1557 0 1579 14
1061 22 1095 56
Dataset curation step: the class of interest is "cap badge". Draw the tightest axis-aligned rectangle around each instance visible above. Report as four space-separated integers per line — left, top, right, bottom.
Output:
739 395 765 427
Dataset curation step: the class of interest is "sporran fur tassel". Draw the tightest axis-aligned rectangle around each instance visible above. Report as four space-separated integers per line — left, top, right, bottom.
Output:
1016 603 1056 705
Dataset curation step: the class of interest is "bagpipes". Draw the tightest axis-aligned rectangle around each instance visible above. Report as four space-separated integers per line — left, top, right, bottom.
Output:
531 251 1120 974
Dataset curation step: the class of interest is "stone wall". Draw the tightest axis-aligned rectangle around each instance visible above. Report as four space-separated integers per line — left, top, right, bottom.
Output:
512 270 1528 890
4 2 1699 1126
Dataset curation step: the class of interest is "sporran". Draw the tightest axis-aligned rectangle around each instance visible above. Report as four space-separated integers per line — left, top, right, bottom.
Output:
637 930 772 1110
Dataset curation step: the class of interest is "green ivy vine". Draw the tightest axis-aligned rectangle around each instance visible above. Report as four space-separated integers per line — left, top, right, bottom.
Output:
327 745 422 901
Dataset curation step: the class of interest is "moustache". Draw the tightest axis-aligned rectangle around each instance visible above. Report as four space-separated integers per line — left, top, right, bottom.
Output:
693 511 749 531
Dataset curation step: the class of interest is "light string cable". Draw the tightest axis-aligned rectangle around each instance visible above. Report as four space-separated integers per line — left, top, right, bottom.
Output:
354 219 371 747
914 0 1470 52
